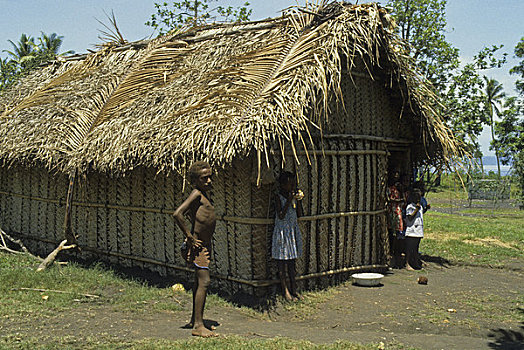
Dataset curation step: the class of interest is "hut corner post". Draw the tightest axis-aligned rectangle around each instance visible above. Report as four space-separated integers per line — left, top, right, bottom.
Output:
63 170 77 245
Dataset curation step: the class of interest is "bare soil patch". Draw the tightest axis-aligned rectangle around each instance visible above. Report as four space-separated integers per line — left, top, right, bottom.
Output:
1 263 523 350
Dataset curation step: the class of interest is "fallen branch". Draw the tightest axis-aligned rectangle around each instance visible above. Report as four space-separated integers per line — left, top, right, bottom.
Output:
36 239 76 272
0 228 43 261
12 287 100 299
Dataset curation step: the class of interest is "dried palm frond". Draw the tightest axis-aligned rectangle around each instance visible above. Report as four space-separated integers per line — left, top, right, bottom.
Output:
0 1 461 176
96 10 127 47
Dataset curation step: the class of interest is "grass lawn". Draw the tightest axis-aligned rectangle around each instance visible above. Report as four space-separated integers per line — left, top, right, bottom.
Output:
422 210 524 268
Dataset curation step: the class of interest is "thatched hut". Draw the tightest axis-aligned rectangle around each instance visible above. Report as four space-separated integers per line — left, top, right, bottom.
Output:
0 2 456 297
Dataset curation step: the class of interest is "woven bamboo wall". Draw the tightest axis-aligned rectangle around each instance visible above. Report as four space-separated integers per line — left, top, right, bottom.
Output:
325 73 413 139
0 165 68 254
264 137 389 286
1 146 388 296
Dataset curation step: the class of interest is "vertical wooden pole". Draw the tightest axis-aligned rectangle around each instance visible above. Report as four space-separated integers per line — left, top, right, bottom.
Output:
63 170 77 245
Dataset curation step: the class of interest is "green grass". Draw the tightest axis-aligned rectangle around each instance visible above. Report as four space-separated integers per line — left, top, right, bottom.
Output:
422 211 524 267
0 335 414 350
282 285 343 320
0 255 187 319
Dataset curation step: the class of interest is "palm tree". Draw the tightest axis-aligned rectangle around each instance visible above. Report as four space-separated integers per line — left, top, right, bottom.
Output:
38 32 74 56
4 34 37 66
483 76 505 178
0 57 16 88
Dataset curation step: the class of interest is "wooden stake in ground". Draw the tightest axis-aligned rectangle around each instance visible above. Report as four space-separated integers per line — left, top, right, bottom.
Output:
36 239 76 272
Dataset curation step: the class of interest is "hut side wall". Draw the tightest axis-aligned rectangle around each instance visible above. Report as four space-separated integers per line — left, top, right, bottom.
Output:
325 74 413 139
0 165 67 255
264 137 389 288
0 163 259 296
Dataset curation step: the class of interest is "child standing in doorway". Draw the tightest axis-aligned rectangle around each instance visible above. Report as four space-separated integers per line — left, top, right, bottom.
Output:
173 161 217 337
404 188 424 270
272 171 304 301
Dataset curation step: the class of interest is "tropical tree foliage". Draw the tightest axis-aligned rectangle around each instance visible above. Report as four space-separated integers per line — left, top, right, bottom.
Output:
1 32 72 91
510 37 524 96
385 0 459 91
385 0 510 173
146 0 252 35
495 39 524 204
483 77 505 177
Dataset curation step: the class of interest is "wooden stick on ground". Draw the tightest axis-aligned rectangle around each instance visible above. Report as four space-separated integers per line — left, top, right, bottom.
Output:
36 239 76 272
12 287 100 298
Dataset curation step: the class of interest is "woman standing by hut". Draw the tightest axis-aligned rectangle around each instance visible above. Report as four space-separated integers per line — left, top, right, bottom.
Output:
387 170 405 268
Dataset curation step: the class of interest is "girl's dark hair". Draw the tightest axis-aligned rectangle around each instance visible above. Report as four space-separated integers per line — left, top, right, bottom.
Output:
278 171 295 186
407 188 422 204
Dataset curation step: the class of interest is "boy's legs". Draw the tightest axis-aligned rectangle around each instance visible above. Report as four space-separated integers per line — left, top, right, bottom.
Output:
405 237 421 270
414 237 423 268
192 268 215 337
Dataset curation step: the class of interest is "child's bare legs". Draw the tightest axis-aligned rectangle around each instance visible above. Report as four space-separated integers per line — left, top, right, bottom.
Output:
405 237 421 270
277 260 293 301
287 260 301 300
191 268 216 337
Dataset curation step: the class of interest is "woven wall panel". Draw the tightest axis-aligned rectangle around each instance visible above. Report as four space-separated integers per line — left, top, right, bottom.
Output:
115 174 132 266
235 159 252 280
30 168 44 252
0 166 5 228
142 168 164 274
45 172 58 247
11 167 23 235
364 143 372 264
224 165 236 293
325 74 416 141
250 175 271 284
308 157 319 277
296 155 309 278
129 168 144 268
85 176 98 254
329 154 338 271
338 142 348 270
0 141 390 295
212 167 229 291
163 174 175 266
94 172 108 254
105 176 118 264
318 156 330 276
354 151 364 266
174 176 186 269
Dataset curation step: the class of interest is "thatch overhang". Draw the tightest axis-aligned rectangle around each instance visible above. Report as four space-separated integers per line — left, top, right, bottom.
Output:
0 2 458 176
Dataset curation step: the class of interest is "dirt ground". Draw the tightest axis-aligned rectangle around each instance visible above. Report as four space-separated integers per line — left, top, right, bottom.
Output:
2 262 523 350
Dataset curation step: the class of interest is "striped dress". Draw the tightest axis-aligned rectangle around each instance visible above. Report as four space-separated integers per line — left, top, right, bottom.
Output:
272 194 303 260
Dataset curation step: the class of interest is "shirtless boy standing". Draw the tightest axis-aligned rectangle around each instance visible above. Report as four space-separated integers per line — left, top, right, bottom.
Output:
173 161 217 337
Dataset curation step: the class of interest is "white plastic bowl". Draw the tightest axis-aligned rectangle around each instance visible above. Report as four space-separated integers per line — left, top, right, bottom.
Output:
351 272 384 287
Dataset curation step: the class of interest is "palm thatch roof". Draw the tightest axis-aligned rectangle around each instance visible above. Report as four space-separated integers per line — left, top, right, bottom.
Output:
0 2 458 176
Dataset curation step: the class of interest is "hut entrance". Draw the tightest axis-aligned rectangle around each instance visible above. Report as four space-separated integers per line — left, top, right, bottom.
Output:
387 148 411 183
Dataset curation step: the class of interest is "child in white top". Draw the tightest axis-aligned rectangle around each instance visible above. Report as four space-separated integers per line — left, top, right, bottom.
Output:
404 188 423 270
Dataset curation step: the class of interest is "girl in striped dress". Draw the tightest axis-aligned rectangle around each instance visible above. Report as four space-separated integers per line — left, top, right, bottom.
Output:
272 171 303 301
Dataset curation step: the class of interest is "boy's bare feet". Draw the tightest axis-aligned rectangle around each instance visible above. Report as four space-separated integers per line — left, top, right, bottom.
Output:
292 293 304 301
192 325 218 337
406 264 415 271
284 292 294 302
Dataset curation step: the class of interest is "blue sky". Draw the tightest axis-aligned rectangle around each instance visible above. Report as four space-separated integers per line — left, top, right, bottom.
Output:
1 0 523 155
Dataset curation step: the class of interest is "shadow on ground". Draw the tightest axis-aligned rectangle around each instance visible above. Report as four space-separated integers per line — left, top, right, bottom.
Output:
488 321 524 350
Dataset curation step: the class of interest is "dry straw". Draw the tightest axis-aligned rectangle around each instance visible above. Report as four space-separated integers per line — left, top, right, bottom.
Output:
0 2 459 177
